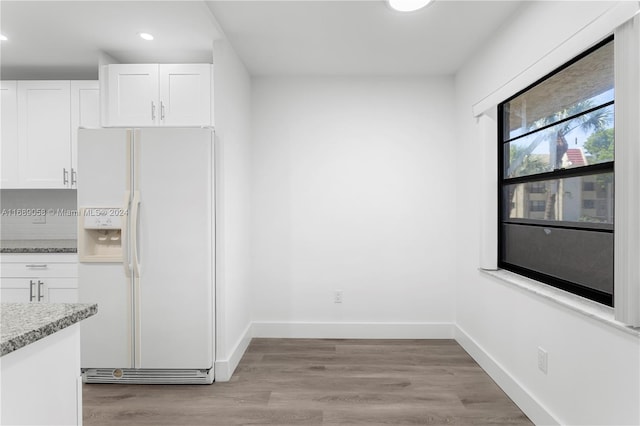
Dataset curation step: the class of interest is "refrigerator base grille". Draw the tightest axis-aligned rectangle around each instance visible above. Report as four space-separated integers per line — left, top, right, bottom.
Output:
82 368 214 384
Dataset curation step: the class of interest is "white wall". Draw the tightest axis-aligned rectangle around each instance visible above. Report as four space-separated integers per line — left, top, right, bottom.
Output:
455 2 640 425
250 76 457 337
0 189 76 241
212 39 253 381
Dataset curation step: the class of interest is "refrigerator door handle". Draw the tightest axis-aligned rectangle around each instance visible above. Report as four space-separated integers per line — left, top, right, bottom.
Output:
131 190 142 278
122 191 132 277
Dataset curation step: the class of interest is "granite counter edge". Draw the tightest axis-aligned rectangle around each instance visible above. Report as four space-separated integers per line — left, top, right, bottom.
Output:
1 304 98 356
0 248 77 254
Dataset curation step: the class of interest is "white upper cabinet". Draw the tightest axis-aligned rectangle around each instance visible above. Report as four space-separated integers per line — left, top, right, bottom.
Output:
103 64 211 127
106 64 159 127
17 81 71 188
159 64 211 126
0 80 99 189
1 81 19 187
70 80 100 185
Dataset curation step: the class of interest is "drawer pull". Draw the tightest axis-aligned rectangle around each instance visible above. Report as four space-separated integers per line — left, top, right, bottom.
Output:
25 264 48 269
38 281 45 301
29 280 36 302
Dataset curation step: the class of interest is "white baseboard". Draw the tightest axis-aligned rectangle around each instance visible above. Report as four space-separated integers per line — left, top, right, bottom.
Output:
251 321 455 339
454 325 560 426
214 322 252 382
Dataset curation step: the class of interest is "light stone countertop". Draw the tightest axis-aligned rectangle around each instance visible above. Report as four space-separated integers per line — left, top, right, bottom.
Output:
0 303 97 356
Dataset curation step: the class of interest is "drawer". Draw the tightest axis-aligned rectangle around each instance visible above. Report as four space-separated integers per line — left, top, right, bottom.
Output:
1 262 78 278
1 278 78 303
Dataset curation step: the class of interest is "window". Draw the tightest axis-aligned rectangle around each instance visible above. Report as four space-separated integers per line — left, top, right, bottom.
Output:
529 200 546 212
529 182 547 193
498 36 614 306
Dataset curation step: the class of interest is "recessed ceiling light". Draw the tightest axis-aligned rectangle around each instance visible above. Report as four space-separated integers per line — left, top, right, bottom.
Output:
387 0 433 12
0 34 8 41
138 32 154 41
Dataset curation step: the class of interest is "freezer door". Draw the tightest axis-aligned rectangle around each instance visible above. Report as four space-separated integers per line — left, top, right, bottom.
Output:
77 128 130 206
79 263 133 368
134 128 214 369
77 128 134 368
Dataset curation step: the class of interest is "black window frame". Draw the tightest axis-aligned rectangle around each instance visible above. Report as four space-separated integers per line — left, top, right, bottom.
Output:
497 35 615 307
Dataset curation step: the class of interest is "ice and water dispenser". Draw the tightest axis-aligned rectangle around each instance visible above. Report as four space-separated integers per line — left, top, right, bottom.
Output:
78 208 126 262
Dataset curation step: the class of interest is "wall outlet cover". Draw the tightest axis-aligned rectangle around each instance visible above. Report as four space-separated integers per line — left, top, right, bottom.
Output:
537 347 548 374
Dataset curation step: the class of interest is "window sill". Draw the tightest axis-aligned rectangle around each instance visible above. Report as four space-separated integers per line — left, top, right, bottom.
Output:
479 268 640 338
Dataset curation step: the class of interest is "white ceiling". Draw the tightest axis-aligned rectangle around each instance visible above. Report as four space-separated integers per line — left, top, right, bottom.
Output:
0 1 223 79
206 0 524 76
0 0 523 79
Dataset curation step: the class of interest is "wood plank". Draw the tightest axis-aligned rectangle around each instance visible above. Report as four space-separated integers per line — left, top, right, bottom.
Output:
83 338 533 425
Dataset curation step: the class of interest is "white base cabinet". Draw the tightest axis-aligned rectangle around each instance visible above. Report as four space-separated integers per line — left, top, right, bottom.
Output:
102 64 211 127
0 254 78 303
1 324 83 426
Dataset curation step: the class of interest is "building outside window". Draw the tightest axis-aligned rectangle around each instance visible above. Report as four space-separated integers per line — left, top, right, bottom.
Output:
498 36 614 306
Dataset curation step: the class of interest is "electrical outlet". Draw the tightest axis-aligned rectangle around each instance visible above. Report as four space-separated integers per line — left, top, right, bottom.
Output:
537 347 548 374
32 215 46 224
334 290 343 304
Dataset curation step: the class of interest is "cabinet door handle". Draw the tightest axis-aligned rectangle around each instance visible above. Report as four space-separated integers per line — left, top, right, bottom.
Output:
71 168 77 186
38 280 45 301
63 168 69 185
160 101 165 122
29 280 36 302
151 101 156 121
25 264 48 269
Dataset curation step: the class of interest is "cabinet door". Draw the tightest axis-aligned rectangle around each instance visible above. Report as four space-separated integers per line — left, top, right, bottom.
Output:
17 81 71 188
70 81 100 188
42 278 78 303
107 64 159 126
1 325 82 426
1 81 19 188
159 64 211 126
0 278 34 302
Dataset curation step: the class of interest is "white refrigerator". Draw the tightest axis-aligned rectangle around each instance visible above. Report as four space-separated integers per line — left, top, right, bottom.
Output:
77 127 215 384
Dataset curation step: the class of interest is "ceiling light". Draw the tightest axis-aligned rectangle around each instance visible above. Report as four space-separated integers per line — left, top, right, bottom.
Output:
0 34 8 41
387 0 433 12
138 32 154 41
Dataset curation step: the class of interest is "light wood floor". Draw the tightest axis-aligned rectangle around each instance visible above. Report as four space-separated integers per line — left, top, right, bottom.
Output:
83 338 533 425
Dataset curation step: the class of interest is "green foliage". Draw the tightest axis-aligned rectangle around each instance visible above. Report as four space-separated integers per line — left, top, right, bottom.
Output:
509 101 612 176
584 128 614 162
508 145 548 177
515 154 547 176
